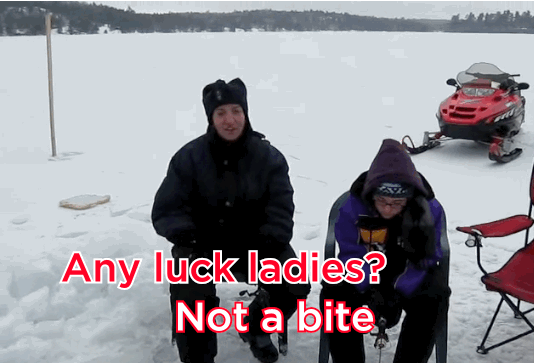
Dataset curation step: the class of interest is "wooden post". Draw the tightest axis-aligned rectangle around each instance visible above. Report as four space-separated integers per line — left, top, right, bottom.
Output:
45 13 57 157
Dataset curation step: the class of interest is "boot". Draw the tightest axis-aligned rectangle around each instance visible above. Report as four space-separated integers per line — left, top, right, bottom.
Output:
239 330 279 363
238 288 279 363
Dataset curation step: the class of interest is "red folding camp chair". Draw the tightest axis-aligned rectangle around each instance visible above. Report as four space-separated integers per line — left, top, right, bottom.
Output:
456 164 534 354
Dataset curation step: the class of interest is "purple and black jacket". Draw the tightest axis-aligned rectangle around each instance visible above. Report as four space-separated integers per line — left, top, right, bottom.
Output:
335 139 446 298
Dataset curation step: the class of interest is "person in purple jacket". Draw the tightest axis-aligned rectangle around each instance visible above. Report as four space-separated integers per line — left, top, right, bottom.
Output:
320 138 450 363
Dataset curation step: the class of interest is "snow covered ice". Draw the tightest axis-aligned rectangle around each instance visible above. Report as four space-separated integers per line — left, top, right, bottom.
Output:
1 30 534 362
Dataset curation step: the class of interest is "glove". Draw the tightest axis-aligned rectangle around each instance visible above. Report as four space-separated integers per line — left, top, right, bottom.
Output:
169 231 205 262
167 230 197 248
367 288 402 329
368 288 386 310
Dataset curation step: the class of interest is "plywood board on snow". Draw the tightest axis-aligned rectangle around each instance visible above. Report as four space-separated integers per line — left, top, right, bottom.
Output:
59 194 111 210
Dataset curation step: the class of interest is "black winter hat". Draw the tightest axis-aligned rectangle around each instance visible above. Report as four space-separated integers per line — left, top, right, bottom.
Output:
202 78 249 124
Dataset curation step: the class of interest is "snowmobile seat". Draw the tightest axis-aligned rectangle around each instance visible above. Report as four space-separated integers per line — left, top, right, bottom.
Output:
456 162 534 354
318 191 450 363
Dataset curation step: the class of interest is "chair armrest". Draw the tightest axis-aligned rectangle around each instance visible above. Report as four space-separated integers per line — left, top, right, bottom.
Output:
325 226 336 259
456 215 533 238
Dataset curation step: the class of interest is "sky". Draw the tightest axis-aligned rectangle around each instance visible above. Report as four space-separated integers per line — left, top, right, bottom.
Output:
93 1 534 20
1 28 534 363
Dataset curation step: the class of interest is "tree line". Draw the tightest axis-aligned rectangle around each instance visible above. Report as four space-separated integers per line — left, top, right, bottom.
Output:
449 10 534 33
1 1 534 36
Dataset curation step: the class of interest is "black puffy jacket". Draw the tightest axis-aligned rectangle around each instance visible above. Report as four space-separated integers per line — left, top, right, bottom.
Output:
151 126 294 256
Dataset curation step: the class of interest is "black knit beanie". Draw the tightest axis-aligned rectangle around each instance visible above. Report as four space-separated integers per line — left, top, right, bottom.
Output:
374 182 414 199
202 78 249 124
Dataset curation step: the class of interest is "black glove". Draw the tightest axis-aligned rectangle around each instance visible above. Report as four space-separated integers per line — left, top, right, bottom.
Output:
169 231 205 262
368 288 386 310
167 230 197 248
367 288 402 329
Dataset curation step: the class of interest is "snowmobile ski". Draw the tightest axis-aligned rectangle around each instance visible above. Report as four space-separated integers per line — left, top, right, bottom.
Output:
402 134 442 155
488 135 523 163
488 145 523 163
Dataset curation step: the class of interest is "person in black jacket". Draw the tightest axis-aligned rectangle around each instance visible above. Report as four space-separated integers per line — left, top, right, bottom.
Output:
152 78 310 363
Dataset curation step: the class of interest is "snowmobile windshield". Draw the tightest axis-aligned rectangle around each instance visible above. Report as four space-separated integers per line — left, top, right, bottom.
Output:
457 63 515 87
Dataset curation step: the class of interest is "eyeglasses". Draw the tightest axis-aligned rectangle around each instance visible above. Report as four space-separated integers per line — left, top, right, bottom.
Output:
373 196 407 209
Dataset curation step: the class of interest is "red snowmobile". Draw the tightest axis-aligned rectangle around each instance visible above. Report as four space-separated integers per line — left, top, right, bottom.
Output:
402 62 529 163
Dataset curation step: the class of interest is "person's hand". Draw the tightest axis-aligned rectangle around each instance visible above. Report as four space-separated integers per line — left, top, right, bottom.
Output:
168 230 197 248
367 288 402 328
169 231 205 261
368 288 386 309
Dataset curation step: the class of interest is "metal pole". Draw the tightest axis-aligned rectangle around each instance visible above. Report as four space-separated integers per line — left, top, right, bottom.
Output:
46 13 57 157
